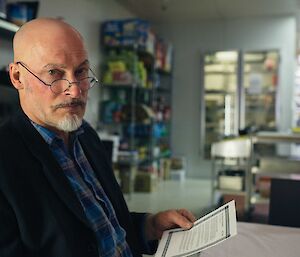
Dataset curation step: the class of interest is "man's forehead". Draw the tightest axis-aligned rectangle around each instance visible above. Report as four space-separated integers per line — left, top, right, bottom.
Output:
13 18 84 61
20 35 88 67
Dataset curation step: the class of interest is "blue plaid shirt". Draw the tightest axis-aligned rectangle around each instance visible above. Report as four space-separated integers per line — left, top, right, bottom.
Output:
32 121 133 257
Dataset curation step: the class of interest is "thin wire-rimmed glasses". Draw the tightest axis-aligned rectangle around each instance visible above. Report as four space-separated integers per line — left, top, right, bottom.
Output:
16 61 100 94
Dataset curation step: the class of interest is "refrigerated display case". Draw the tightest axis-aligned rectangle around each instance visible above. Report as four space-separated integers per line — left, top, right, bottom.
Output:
202 50 280 158
203 51 239 158
243 51 279 131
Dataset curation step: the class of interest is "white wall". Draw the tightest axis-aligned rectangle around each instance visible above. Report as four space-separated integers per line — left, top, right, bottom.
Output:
1 0 135 127
154 16 296 178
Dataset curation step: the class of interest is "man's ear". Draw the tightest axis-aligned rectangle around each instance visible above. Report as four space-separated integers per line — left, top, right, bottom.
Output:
9 63 23 90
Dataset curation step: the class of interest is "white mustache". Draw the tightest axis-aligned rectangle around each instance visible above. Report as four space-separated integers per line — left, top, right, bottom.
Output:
53 99 85 110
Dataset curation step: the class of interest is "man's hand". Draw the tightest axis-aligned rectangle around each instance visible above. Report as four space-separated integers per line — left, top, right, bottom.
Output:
145 209 196 241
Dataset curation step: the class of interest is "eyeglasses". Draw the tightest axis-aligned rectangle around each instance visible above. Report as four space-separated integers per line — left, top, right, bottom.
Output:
16 61 100 94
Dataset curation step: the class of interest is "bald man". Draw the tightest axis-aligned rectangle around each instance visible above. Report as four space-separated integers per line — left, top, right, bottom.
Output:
0 18 195 257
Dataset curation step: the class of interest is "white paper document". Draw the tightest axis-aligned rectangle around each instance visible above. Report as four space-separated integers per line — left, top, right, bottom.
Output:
155 200 237 257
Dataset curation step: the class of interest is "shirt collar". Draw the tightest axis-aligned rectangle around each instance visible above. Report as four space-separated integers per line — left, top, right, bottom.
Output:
31 120 86 145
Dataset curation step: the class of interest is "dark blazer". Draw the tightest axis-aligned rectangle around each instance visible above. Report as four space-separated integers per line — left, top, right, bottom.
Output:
0 111 152 257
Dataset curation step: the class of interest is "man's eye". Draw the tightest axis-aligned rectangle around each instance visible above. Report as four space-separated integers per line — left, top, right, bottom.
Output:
77 68 88 74
48 69 60 76
76 68 89 78
47 69 64 81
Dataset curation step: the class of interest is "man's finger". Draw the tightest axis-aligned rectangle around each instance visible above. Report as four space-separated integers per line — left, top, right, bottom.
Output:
177 209 196 223
172 209 194 229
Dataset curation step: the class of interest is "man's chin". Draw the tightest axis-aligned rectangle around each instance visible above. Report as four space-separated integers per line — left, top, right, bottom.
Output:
56 114 83 132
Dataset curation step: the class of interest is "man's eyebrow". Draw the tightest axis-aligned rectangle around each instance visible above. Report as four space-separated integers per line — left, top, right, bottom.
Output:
43 63 66 69
42 60 90 69
78 60 90 67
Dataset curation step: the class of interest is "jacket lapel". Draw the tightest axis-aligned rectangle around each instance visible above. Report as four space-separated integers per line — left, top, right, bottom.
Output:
13 112 90 227
79 129 121 211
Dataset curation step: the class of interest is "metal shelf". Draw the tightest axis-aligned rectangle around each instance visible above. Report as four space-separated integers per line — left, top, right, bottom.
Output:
250 193 270 205
211 132 300 216
102 83 152 90
100 40 173 194
257 157 300 174
215 188 247 196
253 131 300 144
0 19 19 38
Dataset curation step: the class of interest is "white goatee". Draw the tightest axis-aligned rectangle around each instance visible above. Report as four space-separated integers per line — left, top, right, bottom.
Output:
56 114 82 132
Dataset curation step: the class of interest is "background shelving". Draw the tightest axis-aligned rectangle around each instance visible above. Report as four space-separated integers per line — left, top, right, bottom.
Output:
99 18 173 193
0 18 19 87
0 19 19 38
0 19 20 123
211 132 300 221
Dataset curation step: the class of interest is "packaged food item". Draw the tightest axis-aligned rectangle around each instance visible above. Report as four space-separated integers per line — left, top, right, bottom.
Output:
0 0 6 19
6 1 39 26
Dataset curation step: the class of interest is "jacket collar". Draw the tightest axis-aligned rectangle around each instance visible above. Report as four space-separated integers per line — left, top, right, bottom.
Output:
12 111 90 227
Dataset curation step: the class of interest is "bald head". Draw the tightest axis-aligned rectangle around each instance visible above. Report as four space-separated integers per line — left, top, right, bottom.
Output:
9 17 90 136
13 18 85 63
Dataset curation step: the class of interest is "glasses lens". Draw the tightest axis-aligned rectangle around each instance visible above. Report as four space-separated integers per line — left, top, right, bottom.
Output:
79 77 95 91
51 79 70 94
50 77 98 94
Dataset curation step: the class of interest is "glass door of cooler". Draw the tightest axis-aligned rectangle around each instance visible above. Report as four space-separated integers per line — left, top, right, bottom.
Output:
243 50 279 131
203 51 239 158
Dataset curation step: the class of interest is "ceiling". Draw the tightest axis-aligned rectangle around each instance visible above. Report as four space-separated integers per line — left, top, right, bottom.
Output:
115 0 300 23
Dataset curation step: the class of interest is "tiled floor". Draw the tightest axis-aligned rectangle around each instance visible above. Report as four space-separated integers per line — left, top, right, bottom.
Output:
125 178 270 223
125 178 212 218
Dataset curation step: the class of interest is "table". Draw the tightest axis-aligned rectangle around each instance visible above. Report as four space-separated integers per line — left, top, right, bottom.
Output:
200 222 300 257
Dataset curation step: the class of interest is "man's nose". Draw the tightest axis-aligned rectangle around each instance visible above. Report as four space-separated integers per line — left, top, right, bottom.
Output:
65 82 82 97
